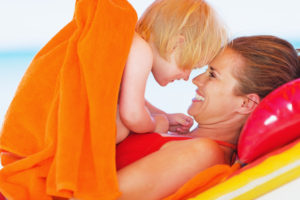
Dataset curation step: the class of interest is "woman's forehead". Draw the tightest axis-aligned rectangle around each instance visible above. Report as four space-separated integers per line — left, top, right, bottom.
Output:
210 48 243 73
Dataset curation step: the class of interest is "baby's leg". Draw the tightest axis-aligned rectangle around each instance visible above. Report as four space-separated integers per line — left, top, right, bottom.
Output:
116 106 130 144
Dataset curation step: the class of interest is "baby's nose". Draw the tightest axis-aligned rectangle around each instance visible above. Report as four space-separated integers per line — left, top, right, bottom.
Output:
183 70 191 81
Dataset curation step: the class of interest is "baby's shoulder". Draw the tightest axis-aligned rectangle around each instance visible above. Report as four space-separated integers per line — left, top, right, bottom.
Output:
132 33 149 45
125 33 153 71
130 33 153 57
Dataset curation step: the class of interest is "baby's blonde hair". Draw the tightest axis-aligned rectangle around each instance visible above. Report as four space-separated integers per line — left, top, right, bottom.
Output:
136 0 228 69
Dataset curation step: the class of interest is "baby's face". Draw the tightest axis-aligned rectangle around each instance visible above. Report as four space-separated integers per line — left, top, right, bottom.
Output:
152 47 191 86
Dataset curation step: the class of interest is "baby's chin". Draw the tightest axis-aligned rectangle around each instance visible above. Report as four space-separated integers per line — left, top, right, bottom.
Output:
160 82 169 86
156 79 169 87
163 79 174 86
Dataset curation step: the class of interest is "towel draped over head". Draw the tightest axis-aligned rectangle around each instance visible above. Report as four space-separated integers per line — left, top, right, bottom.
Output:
0 0 137 199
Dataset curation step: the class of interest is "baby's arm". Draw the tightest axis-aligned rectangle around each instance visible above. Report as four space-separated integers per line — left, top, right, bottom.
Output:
145 100 166 115
119 34 168 134
116 106 130 144
167 113 194 134
146 100 194 134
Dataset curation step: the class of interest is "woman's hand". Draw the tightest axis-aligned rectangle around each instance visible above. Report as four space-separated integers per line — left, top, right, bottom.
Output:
153 114 169 133
167 113 194 134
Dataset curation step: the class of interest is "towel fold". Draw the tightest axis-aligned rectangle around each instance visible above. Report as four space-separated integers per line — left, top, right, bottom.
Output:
0 0 137 199
163 163 240 200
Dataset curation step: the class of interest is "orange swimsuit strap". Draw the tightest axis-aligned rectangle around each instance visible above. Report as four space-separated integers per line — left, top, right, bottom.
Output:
214 140 237 151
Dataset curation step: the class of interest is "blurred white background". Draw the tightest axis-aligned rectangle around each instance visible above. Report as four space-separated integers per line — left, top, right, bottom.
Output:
1 0 300 117
1 0 300 49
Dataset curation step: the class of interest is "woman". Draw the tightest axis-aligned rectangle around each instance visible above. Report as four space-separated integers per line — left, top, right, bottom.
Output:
116 35 300 200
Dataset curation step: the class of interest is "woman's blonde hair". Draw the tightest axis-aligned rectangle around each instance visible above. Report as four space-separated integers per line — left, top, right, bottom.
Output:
136 0 228 69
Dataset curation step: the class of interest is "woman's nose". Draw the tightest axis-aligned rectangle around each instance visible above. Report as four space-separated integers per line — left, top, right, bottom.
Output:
192 74 203 85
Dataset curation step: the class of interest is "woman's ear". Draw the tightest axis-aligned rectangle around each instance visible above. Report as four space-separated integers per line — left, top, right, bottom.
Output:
238 93 260 115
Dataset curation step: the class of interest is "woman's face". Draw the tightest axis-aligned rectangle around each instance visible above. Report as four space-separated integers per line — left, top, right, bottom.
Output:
188 48 245 124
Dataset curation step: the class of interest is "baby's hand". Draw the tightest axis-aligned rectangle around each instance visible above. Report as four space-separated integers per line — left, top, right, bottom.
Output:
167 113 194 134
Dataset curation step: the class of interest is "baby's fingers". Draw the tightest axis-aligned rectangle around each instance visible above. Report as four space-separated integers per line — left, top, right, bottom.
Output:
184 117 194 126
169 125 181 132
176 127 190 134
173 117 189 126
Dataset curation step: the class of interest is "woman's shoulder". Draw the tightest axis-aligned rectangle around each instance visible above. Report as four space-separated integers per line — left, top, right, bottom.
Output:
190 138 224 154
187 138 225 166
163 137 225 166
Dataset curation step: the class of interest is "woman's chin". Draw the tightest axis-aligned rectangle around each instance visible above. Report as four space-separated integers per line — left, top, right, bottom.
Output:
187 106 196 117
188 104 204 124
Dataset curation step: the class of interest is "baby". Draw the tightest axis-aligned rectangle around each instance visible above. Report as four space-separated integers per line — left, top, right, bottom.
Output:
117 0 228 143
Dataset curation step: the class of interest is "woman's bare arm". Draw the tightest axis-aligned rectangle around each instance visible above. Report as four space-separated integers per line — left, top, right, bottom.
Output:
117 138 224 200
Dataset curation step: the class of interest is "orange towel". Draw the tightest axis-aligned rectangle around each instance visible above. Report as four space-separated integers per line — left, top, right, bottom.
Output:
163 163 241 200
0 0 137 199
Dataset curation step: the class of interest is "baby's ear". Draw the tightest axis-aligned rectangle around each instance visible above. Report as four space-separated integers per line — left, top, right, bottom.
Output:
177 35 185 45
238 93 260 115
172 35 185 50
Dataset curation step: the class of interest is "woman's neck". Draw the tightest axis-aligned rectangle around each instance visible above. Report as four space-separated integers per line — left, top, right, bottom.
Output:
188 119 243 145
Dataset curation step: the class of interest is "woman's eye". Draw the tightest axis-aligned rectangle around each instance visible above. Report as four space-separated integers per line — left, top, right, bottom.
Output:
209 71 216 78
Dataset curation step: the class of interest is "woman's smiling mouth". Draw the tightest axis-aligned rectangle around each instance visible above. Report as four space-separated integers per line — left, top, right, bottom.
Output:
192 90 205 102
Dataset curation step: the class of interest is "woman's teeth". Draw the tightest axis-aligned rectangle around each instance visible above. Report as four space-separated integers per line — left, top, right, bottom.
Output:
195 94 205 101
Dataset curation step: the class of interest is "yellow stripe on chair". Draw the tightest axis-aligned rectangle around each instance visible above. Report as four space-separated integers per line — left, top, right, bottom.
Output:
191 141 300 200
